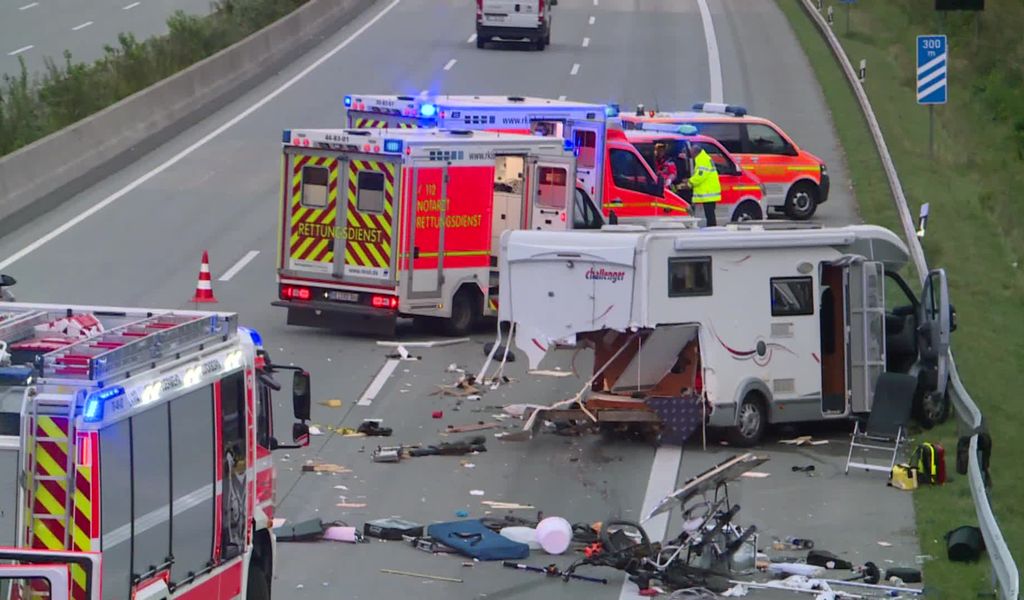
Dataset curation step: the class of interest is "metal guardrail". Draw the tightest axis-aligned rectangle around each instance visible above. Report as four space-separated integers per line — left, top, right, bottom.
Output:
797 2 1019 598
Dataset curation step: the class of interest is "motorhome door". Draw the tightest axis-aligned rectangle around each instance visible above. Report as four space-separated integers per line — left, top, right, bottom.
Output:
917 268 951 397
847 260 887 414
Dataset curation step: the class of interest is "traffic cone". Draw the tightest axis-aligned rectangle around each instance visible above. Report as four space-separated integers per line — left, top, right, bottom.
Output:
190 250 218 303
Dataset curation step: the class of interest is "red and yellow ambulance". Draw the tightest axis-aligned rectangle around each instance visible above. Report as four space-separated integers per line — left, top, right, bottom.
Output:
622 103 829 220
343 94 690 220
272 127 602 336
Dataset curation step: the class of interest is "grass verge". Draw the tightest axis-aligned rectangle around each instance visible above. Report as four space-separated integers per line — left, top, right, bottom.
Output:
778 1 1022 597
0 0 307 157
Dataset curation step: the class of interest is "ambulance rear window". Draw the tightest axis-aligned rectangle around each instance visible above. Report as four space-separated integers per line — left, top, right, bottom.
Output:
301 165 329 208
536 166 568 209
573 130 597 169
357 170 386 214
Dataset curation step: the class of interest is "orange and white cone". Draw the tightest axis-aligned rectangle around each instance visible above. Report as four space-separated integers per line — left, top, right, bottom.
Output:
190 250 218 303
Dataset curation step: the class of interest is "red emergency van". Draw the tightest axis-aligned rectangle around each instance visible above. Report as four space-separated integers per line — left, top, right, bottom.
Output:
624 130 765 222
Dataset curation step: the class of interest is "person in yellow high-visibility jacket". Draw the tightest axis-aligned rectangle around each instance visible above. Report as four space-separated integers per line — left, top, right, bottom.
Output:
687 146 721 226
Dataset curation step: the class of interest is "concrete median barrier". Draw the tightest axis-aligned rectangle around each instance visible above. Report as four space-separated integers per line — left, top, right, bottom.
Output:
0 0 376 235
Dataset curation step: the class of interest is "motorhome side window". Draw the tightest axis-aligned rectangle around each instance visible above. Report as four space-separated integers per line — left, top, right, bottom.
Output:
770 277 814 316
300 165 329 208
668 257 713 297
356 170 386 214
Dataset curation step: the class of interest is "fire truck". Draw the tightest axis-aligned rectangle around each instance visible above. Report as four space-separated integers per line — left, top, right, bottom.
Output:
343 94 691 219
0 303 313 600
272 127 609 336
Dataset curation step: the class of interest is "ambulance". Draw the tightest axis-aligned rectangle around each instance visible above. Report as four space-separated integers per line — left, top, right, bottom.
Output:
622 103 830 220
272 127 603 336
0 302 313 600
343 95 691 219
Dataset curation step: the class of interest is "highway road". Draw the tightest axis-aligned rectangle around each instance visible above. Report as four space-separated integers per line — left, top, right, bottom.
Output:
0 1 907 598
2 0 213 79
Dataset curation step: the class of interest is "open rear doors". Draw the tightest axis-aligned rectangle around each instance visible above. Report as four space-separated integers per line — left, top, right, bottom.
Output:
847 260 887 414
917 268 951 397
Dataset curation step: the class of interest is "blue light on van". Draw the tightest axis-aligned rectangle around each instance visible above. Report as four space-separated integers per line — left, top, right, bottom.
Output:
239 326 263 349
419 103 437 118
563 138 574 152
344 95 353 108
383 139 404 153
282 129 291 143
605 104 621 118
84 386 125 422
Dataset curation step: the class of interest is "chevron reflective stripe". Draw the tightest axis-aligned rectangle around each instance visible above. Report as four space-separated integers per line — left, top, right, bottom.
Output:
69 432 97 600
344 161 395 275
289 155 339 264
352 118 388 128
29 416 70 556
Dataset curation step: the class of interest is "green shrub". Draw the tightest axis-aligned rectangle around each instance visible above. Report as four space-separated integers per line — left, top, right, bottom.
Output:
0 0 306 157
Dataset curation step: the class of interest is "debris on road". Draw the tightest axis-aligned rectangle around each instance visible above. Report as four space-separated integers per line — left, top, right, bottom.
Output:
318 399 343 408
481 501 535 510
483 342 516 362
364 517 423 540
470 489 486 496
443 421 500 433
335 502 367 509
357 418 393 437
323 525 363 543
377 338 470 348
273 518 326 542
302 462 351 474
528 369 573 377
379 568 463 583
780 436 829 446
740 471 770 479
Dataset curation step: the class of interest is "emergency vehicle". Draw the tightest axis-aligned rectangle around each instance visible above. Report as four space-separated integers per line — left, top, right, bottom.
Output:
476 0 552 50
497 222 955 445
623 129 766 223
272 127 603 336
622 103 830 220
343 95 691 219
0 303 313 600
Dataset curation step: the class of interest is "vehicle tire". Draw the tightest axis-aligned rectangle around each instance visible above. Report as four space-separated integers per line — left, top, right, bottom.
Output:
727 392 767 447
535 38 546 51
476 36 486 49
544 31 551 46
915 387 952 429
784 182 818 220
731 201 762 222
443 288 480 336
247 565 271 600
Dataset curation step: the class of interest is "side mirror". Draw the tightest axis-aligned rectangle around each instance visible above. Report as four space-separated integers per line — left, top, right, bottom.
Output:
293 370 311 421
0 274 15 287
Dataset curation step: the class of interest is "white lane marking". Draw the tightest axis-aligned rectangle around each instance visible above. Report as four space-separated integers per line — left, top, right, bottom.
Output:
7 45 33 56
358 358 400 405
588 15 595 25
582 36 590 47
467 33 477 43
617 446 683 600
696 0 723 103
570 63 580 76
0 0 402 272
123 1 141 9
443 58 457 71
558 95 567 101
376 338 469 348
218 250 259 282
19 2 39 10
72 21 94 31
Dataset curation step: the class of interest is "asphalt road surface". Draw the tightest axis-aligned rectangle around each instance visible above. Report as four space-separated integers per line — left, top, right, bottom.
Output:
2 0 213 79
0 1 910 598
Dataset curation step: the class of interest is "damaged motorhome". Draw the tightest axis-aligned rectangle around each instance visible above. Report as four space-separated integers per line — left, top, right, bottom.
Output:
497 221 954 445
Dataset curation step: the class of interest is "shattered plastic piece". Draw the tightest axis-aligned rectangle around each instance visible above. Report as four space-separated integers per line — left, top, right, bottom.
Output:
740 471 770 479
469 490 485 496
721 583 749 597
302 463 351 474
309 425 323 436
536 516 572 555
500 526 541 550
323 526 360 543
481 501 535 510
432 411 444 419
455 509 469 518
767 563 825 577
336 502 368 509
528 369 573 378
877 541 893 547
319 399 343 408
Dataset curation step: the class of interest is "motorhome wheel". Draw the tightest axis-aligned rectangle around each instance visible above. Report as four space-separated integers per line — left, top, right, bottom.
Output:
916 387 951 428
728 392 766 447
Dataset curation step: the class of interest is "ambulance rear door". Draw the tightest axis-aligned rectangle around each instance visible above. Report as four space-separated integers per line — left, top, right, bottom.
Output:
405 159 447 299
568 120 605 202
528 155 574 232
284 147 400 288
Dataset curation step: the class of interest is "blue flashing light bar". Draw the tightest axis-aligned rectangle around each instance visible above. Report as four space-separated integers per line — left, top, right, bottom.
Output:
419 103 437 118
677 124 698 135
563 138 575 152
605 103 621 118
84 386 125 422
383 139 404 153
239 326 263 349
282 129 291 143
344 95 353 108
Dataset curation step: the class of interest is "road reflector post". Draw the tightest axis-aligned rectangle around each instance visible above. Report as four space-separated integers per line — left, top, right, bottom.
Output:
859 59 867 82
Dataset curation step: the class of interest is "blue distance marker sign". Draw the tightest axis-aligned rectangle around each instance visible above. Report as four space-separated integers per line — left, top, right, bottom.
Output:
917 35 948 105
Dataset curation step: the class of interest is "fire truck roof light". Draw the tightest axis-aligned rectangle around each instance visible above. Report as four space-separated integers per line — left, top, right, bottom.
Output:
383 139 404 153
419 103 437 118
344 95 353 108
84 386 124 422
282 129 291 143
239 326 263 349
